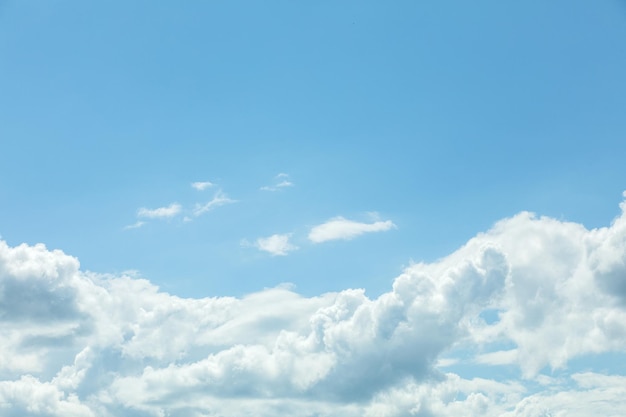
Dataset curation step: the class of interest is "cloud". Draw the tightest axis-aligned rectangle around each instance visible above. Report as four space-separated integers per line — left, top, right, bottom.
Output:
2 195 626 415
308 217 396 243
137 203 181 219
475 349 518 366
254 233 298 256
261 173 294 191
193 190 235 216
123 221 145 230
191 181 214 191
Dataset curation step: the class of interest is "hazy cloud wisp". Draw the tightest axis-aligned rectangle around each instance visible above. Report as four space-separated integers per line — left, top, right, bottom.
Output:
137 203 182 219
191 181 214 191
261 173 294 191
193 191 236 216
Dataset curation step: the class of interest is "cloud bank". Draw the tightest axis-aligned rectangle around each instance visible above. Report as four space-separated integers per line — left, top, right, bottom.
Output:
2 196 626 416
308 217 396 243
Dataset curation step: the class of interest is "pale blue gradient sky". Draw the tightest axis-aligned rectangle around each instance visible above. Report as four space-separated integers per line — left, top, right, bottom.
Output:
1 0 625 299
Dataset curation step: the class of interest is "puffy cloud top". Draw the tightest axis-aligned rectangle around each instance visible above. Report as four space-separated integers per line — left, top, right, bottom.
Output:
2 198 626 416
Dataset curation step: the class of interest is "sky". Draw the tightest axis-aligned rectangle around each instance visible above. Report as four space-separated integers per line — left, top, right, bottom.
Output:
1 1 626 416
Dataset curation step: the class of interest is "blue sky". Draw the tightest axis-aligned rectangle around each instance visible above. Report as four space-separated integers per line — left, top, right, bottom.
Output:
1 2 626 416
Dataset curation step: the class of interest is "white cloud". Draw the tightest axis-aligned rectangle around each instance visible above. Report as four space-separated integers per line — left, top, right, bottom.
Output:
261 173 294 191
137 203 181 219
308 217 396 243
193 190 235 216
191 181 214 191
255 233 298 256
2 195 626 415
123 221 145 230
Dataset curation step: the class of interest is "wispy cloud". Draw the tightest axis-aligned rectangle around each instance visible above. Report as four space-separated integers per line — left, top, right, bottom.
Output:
193 191 235 217
137 203 182 219
191 181 214 191
308 217 396 243
253 233 298 256
260 173 294 191
475 349 518 366
123 221 145 230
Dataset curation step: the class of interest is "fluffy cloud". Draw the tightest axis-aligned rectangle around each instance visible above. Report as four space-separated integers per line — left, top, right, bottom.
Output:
2 196 626 416
308 217 396 243
137 203 181 219
254 233 298 256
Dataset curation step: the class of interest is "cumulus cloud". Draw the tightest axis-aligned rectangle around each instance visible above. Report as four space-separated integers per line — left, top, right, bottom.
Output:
2 195 626 416
254 233 298 256
137 203 181 219
260 173 294 191
308 217 396 243
193 190 235 216
191 181 214 191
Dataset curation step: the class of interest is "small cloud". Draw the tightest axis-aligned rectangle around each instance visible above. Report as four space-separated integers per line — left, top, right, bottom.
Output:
123 221 145 230
137 203 182 219
308 217 396 243
435 358 459 368
253 233 298 256
276 180 293 188
193 191 235 217
260 173 294 191
191 181 214 191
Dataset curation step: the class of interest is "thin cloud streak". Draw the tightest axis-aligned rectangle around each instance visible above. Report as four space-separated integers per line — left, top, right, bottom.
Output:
261 173 294 191
308 217 396 243
123 221 145 230
193 191 235 216
137 203 182 219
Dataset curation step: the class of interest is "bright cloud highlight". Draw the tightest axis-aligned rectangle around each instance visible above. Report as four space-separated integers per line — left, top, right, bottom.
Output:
308 217 396 243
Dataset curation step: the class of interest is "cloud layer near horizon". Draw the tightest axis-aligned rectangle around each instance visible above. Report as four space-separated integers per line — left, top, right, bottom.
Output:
2 198 626 416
